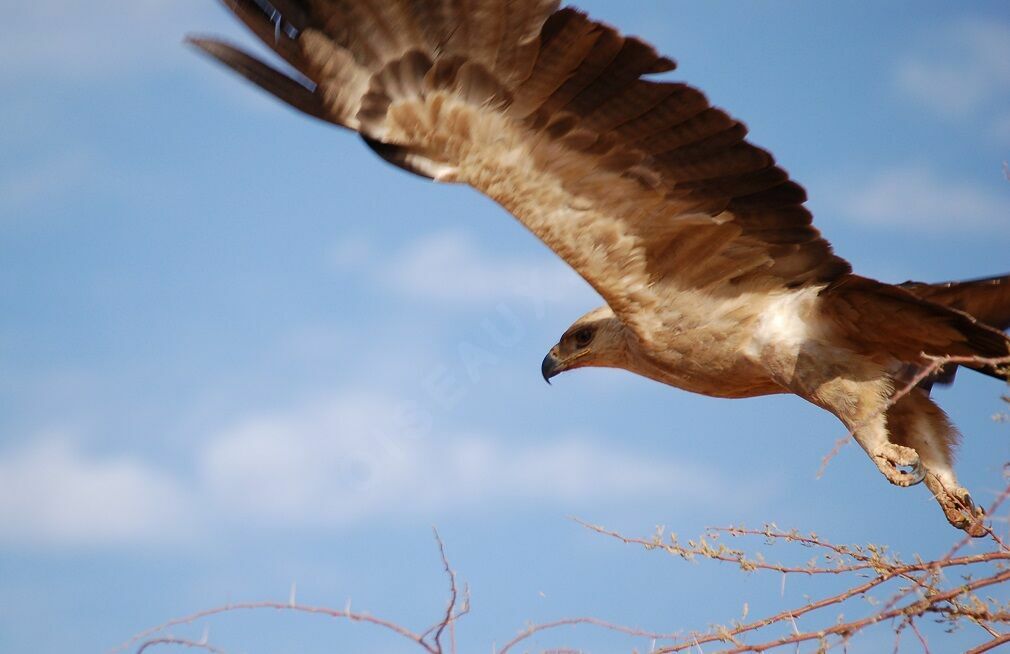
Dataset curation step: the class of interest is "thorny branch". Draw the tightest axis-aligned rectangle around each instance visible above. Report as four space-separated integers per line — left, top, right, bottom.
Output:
122 475 1010 654
135 638 225 654
119 530 472 654
578 467 1010 653
122 354 1010 654
426 527 470 654
117 600 436 654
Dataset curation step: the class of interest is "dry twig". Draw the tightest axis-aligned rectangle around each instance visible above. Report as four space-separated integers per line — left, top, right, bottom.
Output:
122 354 1010 654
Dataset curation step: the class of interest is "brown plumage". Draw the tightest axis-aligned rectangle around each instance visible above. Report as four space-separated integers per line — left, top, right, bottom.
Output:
190 0 1010 536
899 274 1010 388
902 274 1010 332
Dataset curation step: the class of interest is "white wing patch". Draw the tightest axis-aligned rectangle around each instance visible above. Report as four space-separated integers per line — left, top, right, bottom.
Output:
745 286 824 359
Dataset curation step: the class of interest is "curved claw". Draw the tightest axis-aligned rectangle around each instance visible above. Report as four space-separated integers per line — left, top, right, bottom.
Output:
872 443 925 487
950 488 987 537
923 474 987 537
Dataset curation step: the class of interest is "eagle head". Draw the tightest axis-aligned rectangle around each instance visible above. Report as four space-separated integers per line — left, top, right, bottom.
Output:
541 306 632 383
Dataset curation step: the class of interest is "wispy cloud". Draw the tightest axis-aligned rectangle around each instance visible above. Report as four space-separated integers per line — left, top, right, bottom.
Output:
333 230 598 308
0 436 194 548
838 163 1010 235
198 391 718 527
894 17 1010 138
0 390 719 547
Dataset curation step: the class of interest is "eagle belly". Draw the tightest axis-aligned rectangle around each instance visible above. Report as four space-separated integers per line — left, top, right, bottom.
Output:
630 286 835 399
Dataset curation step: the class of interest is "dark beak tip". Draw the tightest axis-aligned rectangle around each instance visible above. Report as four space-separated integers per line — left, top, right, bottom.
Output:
541 352 561 385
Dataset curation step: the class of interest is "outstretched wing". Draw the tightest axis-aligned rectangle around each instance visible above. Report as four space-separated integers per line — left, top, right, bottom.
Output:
190 0 850 342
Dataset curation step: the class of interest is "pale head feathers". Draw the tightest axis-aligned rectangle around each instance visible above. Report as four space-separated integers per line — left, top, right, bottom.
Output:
543 306 639 381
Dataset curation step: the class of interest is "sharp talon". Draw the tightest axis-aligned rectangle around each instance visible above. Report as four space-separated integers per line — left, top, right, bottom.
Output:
910 460 925 484
872 444 924 487
929 479 989 537
955 490 984 518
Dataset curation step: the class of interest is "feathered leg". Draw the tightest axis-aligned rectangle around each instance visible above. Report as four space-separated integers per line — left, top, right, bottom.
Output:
810 376 925 487
808 371 986 536
887 389 986 536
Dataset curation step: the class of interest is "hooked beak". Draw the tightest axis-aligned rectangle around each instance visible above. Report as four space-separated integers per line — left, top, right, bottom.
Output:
541 346 563 385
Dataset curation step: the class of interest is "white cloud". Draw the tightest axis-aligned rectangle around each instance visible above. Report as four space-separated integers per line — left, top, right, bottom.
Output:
0 436 194 548
841 163 1010 234
895 18 1010 126
390 231 584 303
199 391 716 527
0 390 719 546
334 231 598 308
896 61 988 118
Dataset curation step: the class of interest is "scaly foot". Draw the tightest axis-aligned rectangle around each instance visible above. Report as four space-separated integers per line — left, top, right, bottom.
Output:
924 474 987 538
870 443 924 487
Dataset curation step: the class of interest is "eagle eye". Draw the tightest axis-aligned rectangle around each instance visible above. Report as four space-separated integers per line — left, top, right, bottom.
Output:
572 327 595 348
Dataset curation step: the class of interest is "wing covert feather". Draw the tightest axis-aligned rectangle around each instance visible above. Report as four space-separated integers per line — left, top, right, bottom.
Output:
191 0 852 341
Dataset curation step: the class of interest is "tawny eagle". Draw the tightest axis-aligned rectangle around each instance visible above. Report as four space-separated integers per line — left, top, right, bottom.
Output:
189 0 1010 535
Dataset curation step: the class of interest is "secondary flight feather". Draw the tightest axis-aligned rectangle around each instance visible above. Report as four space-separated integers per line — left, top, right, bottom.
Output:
189 0 1010 535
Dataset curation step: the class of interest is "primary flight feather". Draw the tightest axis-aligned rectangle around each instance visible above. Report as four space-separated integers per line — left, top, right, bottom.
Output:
189 0 1010 535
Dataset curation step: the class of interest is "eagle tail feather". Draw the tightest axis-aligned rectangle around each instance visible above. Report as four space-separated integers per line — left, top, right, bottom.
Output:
823 276 1010 379
900 273 1010 331
893 273 1010 388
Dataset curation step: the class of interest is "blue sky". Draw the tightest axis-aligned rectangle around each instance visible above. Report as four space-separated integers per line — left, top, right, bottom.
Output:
1 1 1009 652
